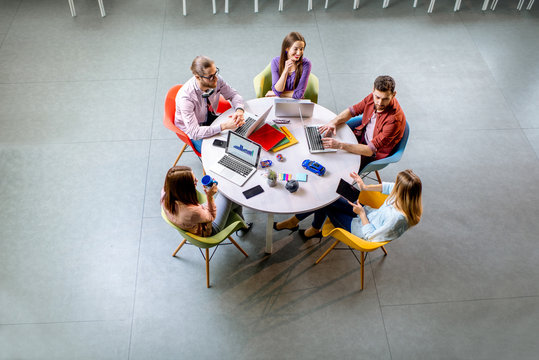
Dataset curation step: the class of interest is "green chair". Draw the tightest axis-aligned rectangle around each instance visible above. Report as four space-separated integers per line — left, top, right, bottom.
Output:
161 191 248 288
253 63 319 104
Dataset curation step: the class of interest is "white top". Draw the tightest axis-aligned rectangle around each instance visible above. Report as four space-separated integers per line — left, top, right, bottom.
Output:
201 98 359 215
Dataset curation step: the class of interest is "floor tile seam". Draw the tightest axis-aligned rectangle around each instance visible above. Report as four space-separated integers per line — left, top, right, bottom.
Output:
379 294 539 308
0 319 127 326
370 261 393 360
313 8 338 112
0 77 158 86
127 6 167 360
0 0 22 50
0 139 152 146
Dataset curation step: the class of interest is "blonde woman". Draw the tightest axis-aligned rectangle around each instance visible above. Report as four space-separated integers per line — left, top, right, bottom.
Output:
274 169 422 241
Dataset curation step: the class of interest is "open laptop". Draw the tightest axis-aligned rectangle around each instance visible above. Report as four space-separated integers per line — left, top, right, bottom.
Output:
298 105 337 154
209 131 261 187
234 105 273 137
274 98 315 118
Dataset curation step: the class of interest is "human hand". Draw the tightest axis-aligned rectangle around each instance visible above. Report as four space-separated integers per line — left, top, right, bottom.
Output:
231 109 245 127
318 123 336 137
220 117 239 131
204 183 218 197
350 172 366 190
284 59 295 72
322 137 341 150
348 200 364 215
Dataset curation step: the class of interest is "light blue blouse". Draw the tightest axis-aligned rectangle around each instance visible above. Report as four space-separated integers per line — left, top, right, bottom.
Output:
350 182 409 242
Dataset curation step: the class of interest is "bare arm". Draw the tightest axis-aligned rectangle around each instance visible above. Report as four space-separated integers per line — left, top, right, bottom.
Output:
350 172 383 192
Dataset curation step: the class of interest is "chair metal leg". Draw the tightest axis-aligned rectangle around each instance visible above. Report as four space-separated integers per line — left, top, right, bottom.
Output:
315 239 339 264
98 0 106 16
308 0 313 11
491 0 499 10
212 0 216 14
381 245 388 256
228 236 249 257
375 170 382 184
183 0 187 16
225 0 229 13
172 239 187 257
413 0 418 7
325 0 329 8
173 143 188 167
427 0 435 13
279 0 283 11
206 248 210 288
454 0 461 11
527 0 534 9
516 0 524 9
481 0 489 10
255 0 259 12
360 251 365 290
68 0 76 16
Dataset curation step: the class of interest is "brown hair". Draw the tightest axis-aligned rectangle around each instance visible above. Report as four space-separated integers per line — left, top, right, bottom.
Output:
163 166 199 214
279 32 306 89
387 169 422 226
374 75 396 93
190 55 214 77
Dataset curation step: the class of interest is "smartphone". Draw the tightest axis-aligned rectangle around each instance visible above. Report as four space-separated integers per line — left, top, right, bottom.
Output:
213 139 227 148
243 185 264 199
336 178 360 203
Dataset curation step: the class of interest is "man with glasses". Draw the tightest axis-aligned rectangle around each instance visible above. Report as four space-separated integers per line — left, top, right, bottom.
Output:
175 55 246 153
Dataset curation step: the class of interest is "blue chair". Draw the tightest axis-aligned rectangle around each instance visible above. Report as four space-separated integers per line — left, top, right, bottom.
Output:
359 122 410 184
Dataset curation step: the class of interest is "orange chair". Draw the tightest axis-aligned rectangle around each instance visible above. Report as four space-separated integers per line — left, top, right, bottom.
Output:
163 85 232 166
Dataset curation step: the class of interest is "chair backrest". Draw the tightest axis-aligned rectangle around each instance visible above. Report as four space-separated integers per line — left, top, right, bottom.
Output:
163 85 203 157
253 63 319 103
360 121 410 174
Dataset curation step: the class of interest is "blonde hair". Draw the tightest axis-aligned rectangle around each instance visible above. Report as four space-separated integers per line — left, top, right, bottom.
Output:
387 169 422 226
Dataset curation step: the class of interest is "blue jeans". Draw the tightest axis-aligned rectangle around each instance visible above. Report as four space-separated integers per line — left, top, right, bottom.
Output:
346 114 375 172
296 197 356 231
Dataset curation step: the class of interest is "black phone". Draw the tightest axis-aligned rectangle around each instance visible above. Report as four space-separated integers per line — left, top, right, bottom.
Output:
336 178 360 203
243 185 264 199
212 139 227 148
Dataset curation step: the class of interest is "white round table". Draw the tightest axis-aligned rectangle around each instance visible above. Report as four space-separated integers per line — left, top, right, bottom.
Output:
201 97 359 253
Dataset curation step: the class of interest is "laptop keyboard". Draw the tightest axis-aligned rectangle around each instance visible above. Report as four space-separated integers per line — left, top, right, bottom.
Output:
234 117 256 137
218 155 253 177
305 126 324 151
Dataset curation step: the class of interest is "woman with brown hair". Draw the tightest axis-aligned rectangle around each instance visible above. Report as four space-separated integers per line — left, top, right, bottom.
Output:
266 31 311 99
274 169 422 241
161 166 252 237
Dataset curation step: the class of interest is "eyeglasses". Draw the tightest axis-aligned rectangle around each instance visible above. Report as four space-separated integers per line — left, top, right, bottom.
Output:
199 68 219 81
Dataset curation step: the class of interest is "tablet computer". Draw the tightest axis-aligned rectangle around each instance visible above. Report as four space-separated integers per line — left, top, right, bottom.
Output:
336 178 360 203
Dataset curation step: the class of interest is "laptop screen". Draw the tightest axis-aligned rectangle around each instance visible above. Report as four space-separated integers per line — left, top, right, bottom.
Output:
226 131 261 167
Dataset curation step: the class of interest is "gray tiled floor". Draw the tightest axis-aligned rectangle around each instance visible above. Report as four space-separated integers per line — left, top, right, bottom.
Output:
1 0 538 359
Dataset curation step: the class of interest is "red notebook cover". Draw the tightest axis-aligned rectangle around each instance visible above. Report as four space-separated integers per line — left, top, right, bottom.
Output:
248 123 286 151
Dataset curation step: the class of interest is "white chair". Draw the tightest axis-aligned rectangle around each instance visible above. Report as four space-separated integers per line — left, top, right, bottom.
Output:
426 0 462 12
183 0 217 15
382 0 419 10
68 0 106 17
324 0 360 9
225 0 259 12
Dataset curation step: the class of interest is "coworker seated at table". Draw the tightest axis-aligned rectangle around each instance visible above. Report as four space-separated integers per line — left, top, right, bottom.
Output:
274 169 422 241
319 75 406 171
175 55 246 154
161 166 252 237
265 31 311 99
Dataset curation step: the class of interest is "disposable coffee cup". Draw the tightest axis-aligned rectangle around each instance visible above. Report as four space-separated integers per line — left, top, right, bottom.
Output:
201 175 218 189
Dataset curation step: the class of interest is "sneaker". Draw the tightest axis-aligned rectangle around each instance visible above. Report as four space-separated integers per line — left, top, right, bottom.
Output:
236 222 253 237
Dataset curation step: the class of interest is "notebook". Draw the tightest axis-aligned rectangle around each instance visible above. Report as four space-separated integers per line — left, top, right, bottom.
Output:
209 131 261 187
274 99 314 118
248 123 286 151
233 105 273 138
270 126 298 152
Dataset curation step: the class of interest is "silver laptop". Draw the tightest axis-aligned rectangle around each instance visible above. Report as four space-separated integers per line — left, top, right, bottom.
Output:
274 99 314 118
209 131 261 187
297 105 337 154
234 105 273 137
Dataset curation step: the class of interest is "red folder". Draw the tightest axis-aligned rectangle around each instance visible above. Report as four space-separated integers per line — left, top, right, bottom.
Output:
248 123 286 151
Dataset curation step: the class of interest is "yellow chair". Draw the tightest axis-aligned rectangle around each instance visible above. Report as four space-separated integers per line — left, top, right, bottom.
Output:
315 190 391 290
161 191 248 288
253 63 319 104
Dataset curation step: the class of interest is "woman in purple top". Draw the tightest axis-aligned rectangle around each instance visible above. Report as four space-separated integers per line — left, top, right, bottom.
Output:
267 32 312 100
